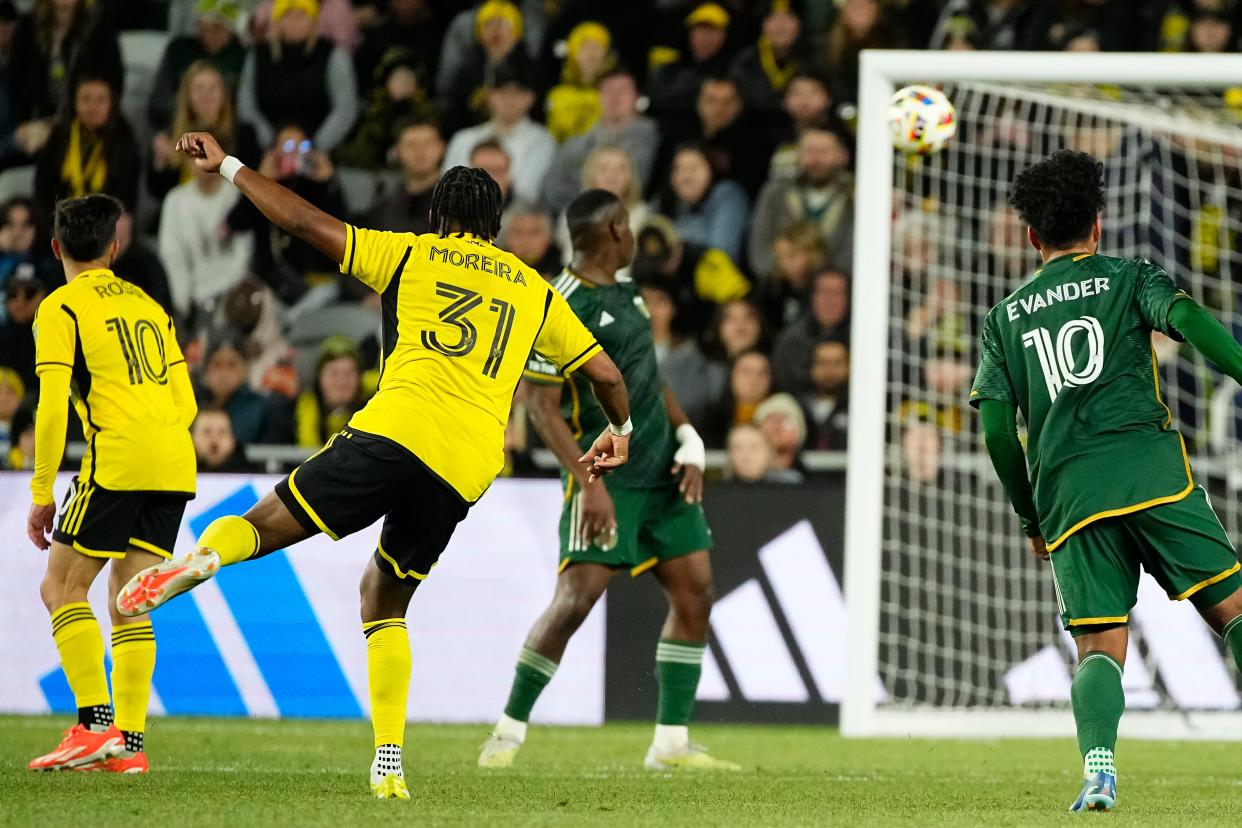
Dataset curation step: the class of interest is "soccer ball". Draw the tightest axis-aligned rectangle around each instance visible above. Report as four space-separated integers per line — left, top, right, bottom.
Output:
888 85 957 155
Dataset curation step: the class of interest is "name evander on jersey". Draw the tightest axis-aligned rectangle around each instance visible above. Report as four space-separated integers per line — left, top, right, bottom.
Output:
428 243 528 285
1006 277 1111 321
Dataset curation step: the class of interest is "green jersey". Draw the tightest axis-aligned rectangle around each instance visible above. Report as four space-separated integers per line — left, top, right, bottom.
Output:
524 270 676 489
970 253 1194 551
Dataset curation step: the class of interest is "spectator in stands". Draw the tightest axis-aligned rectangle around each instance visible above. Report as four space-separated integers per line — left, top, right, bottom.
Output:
1185 5 1236 52
438 0 533 135
0 267 46 391
767 72 832 178
554 146 649 270
443 67 554 204
227 123 346 307
731 0 817 121
198 337 280 445
922 340 973 436
0 364 20 459
904 276 965 360
35 74 137 216
725 422 786 483
542 66 659 213
336 49 437 169
294 335 368 448
644 282 724 428
0 198 57 316
771 268 849 395
545 21 613 143
147 0 247 134
760 220 828 327
901 415 942 485
749 122 853 280
192 407 256 472
150 60 262 201
465 139 513 207
210 277 298 399
929 0 1051 52
0 1 20 168
238 0 359 154
659 75 770 199
655 141 749 263
498 201 560 277
824 0 905 106
8 0 123 160
704 349 772 448
159 161 253 325
4 394 33 469
803 339 849 450
363 119 443 234
632 215 750 342
354 0 442 99
755 392 806 480
251 0 359 54
113 210 174 317
649 3 734 132
709 297 767 362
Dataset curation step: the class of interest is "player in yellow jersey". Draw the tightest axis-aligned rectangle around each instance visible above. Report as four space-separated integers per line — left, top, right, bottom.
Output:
116 132 632 801
25 195 197 774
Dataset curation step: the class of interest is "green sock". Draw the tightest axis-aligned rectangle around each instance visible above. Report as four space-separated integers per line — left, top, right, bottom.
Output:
1223 615 1242 674
502 647 558 722
1071 652 1124 774
655 640 704 726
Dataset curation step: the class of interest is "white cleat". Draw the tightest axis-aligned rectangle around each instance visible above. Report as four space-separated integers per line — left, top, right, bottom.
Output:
116 547 222 616
644 741 741 771
478 732 523 769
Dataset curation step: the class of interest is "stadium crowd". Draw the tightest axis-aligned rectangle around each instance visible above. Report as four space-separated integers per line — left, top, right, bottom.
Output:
0 0 1233 483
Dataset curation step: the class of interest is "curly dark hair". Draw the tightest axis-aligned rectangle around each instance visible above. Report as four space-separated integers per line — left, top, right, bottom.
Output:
430 165 503 239
1008 150 1105 251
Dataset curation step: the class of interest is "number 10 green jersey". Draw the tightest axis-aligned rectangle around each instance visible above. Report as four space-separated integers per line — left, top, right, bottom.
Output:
970 253 1194 551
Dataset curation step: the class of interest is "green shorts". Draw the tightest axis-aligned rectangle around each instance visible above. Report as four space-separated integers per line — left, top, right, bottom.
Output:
1049 486 1242 636
558 481 713 576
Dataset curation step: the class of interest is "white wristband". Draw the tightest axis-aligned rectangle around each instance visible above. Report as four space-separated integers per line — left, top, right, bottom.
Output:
673 423 706 470
608 417 633 437
219 155 244 184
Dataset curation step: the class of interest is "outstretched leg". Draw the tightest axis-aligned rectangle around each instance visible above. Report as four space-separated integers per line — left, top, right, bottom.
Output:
479 563 614 767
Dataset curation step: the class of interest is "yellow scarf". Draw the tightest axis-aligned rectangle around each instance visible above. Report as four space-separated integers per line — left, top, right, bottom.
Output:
757 36 797 93
61 120 108 198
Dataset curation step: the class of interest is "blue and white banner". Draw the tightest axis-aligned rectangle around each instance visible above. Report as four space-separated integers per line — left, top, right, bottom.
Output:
0 474 605 724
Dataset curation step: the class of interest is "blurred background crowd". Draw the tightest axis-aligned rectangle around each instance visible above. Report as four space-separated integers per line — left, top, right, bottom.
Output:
0 0 1233 484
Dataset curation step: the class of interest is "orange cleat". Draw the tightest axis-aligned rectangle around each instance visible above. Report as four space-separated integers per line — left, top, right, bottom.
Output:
77 752 149 774
28 724 123 771
117 547 221 617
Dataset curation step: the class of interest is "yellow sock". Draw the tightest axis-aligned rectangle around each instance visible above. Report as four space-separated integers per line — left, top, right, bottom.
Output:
51 602 110 709
110 622 156 736
199 515 260 566
364 619 410 748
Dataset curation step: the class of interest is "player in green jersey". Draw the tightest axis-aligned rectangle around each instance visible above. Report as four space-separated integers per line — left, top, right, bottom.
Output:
479 190 737 772
973 150 1242 813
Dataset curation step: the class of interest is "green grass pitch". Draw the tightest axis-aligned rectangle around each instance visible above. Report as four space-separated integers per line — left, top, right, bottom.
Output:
2 715 1242 826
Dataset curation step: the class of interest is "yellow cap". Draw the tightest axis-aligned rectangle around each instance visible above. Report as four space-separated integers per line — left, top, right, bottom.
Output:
475 0 524 41
272 0 318 21
686 2 729 28
567 21 611 57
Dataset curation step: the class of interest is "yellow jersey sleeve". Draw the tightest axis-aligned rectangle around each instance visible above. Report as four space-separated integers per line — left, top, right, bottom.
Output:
533 286 601 376
33 298 76 375
341 224 420 293
165 314 186 366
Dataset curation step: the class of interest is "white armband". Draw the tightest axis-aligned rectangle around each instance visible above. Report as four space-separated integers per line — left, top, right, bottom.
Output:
608 417 633 437
219 155 245 184
673 423 706 470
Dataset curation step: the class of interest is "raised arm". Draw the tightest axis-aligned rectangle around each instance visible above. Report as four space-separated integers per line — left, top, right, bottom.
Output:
1169 298 1242 385
176 131 346 265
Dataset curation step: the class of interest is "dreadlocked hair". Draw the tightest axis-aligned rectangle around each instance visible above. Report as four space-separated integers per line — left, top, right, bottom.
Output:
430 166 503 239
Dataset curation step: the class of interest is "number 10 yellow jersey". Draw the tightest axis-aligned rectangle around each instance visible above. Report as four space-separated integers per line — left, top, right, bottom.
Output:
341 226 601 502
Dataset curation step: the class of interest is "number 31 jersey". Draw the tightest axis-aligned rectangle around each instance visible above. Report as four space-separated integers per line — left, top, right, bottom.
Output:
34 269 194 494
970 253 1193 551
341 226 601 503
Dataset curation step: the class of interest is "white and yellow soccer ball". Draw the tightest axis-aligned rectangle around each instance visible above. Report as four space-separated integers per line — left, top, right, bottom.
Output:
888 85 957 155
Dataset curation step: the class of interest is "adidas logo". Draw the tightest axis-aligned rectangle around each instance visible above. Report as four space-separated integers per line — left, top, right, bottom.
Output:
600 311 615 327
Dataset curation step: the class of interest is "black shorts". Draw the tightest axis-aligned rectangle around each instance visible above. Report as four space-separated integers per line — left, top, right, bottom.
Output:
53 476 189 559
274 428 471 582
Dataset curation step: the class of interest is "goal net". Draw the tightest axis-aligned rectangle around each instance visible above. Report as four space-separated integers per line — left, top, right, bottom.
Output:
845 52 1242 739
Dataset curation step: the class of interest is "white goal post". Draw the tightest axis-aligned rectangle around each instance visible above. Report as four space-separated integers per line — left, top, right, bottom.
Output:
844 50 1242 740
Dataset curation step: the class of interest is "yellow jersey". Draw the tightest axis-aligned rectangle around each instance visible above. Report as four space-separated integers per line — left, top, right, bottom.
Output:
341 226 601 502
34 269 195 494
